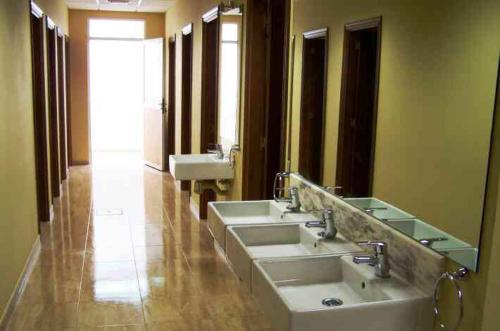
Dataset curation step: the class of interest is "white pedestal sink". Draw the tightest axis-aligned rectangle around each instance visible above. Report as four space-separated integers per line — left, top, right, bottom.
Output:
226 223 363 289
207 200 318 251
169 154 233 180
252 255 433 331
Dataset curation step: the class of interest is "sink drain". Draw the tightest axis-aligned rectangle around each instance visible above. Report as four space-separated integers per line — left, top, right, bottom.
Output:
322 298 343 307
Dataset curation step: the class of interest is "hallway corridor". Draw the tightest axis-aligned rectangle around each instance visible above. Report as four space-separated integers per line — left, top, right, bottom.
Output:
6 153 272 330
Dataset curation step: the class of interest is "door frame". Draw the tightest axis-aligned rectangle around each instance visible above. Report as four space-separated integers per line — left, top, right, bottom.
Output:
336 17 382 195
166 35 176 171
298 27 329 185
46 17 61 198
180 23 193 192
30 3 51 226
57 31 68 180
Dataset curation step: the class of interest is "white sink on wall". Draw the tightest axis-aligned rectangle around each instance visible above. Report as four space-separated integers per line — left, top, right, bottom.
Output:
252 255 433 331
207 200 318 251
225 223 363 289
169 154 233 180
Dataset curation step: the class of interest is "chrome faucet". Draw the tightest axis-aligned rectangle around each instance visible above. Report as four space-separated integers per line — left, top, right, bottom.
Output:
305 209 337 240
419 237 448 247
353 241 390 278
207 143 223 159
279 187 302 220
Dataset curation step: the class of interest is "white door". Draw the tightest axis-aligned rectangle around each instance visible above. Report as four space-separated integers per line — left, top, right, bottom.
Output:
143 37 165 170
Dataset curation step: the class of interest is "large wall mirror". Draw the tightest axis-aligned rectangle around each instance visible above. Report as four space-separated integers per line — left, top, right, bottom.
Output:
218 3 243 149
287 0 499 271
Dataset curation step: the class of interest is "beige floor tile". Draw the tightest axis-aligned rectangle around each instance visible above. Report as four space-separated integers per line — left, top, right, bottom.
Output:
7 302 78 330
80 279 141 302
77 301 144 327
78 324 145 330
83 261 138 282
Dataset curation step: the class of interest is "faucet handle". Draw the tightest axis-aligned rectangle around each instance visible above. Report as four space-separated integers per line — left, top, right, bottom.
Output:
357 241 387 255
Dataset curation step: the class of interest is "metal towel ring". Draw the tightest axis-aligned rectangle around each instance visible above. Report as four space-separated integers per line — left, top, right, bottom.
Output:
433 267 468 331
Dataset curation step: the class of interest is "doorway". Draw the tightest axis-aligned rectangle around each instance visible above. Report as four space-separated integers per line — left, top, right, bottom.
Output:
166 36 176 170
298 28 328 184
336 17 381 197
200 12 219 218
30 6 50 225
181 24 193 193
89 20 145 157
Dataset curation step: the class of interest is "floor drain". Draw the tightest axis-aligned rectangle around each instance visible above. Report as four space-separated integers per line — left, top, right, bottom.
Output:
322 298 343 307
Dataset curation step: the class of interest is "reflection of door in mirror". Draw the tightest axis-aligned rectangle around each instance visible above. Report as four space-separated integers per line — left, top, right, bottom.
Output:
181 24 193 192
336 18 381 198
200 10 219 219
218 18 240 147
299 29 328 184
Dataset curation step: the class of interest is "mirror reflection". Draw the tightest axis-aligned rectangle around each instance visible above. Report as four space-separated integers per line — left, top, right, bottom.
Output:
288 0 499 270
218 6 243 148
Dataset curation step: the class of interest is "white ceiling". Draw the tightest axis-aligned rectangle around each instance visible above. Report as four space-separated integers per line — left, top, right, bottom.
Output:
66 0 175 13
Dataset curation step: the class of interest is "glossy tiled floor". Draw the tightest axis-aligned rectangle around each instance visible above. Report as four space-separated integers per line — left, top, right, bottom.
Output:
7 152 273 331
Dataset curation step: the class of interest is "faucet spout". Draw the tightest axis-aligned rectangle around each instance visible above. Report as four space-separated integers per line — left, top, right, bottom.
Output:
353 241 390 278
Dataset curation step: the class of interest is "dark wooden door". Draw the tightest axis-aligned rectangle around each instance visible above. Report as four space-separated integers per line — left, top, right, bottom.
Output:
166 37 176 170
200 16 219 218
181 29 193 192
336 18 381 197
242 0 289 200
263 0 289 198
299 34 327 184
30 11 50 225
57 34 68 180
46 23 61 198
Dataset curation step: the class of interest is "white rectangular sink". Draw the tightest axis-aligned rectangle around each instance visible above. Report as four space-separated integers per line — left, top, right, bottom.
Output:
252 255 432 331
168 154 233 180
226 223 362 289
207 200 317 251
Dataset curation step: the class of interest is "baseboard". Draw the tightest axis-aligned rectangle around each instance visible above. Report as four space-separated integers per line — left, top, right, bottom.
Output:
0 236 41 329
190 197 200 222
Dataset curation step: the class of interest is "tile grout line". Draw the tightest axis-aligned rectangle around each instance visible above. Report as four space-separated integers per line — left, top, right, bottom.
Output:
74 192 94 331
128 211 149 329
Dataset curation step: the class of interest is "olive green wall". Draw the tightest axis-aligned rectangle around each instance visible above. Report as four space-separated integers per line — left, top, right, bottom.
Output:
0 0 40 321
289 0 499 248
165 0 246 206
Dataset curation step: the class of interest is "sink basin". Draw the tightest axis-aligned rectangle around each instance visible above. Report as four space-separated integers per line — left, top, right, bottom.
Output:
385 218 471 250
226 223 362 289
207 200 317 251
344 197 414 220
168 154 233 180
252 255 432 331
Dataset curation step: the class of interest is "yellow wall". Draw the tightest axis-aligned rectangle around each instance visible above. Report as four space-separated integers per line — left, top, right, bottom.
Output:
68 10 165 164
165 0 246 204
289 1 500 330
289 0 499 247
0 0 40 320
36 0 68 33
